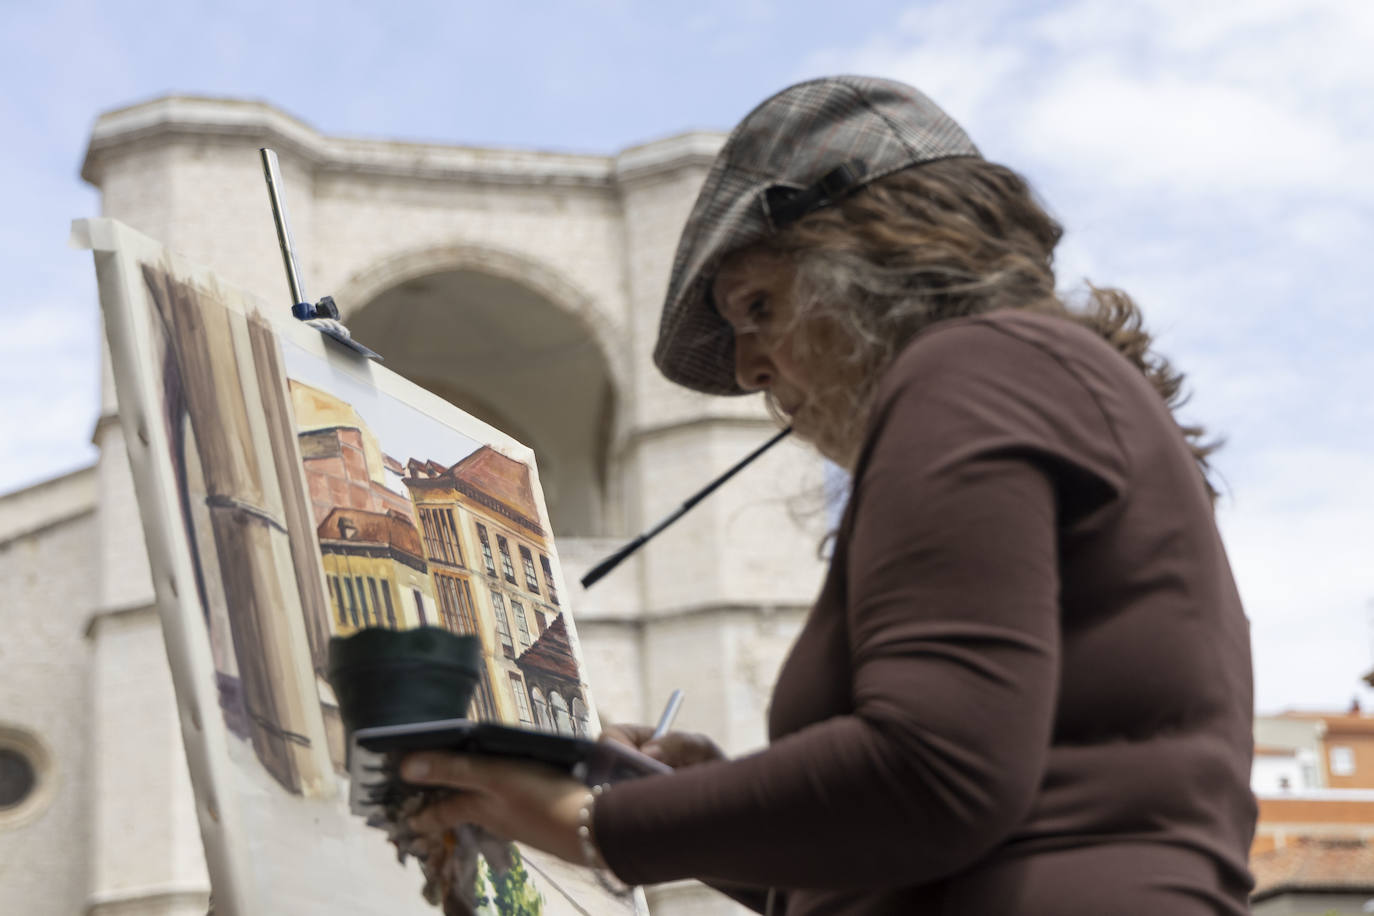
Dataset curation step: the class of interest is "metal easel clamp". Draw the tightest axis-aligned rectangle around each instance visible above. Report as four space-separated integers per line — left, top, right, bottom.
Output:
260 148 381 361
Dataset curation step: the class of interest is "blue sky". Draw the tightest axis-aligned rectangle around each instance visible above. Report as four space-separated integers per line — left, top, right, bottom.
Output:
3 0 1371 713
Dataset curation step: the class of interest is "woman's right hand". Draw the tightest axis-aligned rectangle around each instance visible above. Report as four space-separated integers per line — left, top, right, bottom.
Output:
599 722 726 769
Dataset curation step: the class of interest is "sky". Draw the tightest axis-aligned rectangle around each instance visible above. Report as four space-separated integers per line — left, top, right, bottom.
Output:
2 0 1370 714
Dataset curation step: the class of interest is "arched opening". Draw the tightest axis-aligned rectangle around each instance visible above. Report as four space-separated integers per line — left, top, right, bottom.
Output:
548 690 573 736
530 687 550 731
347 267 616 537
570 697 590 737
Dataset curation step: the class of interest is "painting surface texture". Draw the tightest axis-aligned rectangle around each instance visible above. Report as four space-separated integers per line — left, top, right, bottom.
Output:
83 218 638 916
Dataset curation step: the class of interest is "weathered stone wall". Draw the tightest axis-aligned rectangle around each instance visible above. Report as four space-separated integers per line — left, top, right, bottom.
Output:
0 470 98 916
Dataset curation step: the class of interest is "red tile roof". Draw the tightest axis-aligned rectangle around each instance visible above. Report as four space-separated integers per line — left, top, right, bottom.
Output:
1275 709 1374 734
1251 837 1374 900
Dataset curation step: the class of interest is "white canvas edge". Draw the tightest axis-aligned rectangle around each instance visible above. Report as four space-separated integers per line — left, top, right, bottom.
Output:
75 216 262 914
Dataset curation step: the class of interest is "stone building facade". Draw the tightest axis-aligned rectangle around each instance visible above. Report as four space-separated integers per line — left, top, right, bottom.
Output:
0 96 831 915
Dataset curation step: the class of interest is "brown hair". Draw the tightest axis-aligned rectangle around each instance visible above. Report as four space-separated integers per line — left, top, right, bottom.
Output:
744 156 1220 501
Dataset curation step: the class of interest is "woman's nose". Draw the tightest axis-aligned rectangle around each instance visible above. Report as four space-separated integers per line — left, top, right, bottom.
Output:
733 334 774 392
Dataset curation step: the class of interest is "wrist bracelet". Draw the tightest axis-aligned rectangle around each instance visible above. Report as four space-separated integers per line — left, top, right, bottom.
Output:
577 784 634 897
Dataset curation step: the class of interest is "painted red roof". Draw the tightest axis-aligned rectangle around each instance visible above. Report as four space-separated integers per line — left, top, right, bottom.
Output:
448 447 541 525
317 507 424 561
516 614 579 682
405 446 545 537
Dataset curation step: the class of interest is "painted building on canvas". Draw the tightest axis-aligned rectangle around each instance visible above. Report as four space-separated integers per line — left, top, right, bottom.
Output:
291 380 438 644
403 447 572 731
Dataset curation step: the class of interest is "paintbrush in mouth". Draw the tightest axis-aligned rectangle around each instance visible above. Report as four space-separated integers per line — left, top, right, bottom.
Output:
580 426 793 588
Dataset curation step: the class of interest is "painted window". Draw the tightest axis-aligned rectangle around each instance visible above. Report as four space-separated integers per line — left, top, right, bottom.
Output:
344 578 360 628
496 535 517 584
329 576 347 625
540 554 559 606
530 687 550 731
379 579 397 628
549 690 573 736
511 598 532 652
490 591 515 658
419 506 463 567
571 697 590 737
519 546 540 594
435 572 478 635
534 609 547 634
475 523 497 577
412 588 427 627
355 576 371 626
367 578 385 627
508 672 533 726
472 667 497 721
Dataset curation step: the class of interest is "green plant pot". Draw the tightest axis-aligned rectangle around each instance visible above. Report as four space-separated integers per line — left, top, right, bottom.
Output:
327 626 483 735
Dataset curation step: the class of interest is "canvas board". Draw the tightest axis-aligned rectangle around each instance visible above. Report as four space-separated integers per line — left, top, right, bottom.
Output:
74 217 644 915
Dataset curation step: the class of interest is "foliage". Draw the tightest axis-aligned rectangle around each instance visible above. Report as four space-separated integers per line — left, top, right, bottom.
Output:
477 847 543 916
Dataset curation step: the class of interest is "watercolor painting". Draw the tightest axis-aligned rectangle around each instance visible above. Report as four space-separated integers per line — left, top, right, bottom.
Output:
78 217 640 916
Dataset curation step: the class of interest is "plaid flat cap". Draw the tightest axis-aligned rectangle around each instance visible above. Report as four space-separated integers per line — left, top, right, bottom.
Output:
652 75 981 395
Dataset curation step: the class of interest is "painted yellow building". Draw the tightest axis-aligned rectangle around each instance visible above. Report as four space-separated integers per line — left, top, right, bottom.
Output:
404 447 569 728
288 381 437 641
289 380 575 730
316 507 433 635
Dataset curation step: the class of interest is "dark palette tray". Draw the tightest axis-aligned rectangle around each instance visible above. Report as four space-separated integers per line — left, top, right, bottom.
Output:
347 718 671 819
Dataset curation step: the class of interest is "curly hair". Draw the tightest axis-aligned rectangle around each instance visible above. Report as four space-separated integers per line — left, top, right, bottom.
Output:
737 156 1220 500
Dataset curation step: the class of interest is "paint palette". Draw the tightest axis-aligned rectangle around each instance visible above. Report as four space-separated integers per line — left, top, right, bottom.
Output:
348 718 671 820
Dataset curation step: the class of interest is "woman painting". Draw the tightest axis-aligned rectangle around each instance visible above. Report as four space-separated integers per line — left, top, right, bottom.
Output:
400 75 1257 915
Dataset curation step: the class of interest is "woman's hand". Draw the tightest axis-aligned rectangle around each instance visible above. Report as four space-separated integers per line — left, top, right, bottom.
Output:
600 723 726 769
400 753 588 865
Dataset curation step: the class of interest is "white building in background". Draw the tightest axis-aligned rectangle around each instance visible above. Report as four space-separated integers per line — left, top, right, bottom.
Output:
1252 715 1327 795
0 97 831 916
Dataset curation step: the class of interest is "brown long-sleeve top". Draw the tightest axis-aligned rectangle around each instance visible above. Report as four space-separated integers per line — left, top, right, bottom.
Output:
595 311 1258 915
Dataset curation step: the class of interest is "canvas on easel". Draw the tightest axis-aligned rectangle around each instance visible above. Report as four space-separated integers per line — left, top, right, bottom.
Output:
75 217 643 915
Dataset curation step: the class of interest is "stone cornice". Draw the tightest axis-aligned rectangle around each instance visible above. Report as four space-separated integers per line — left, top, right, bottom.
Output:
613 131 725 186
83 599 158 639
82 94 725 192
572 600 811 624
85 884 209 916
0 464 97 544
89 409 121 445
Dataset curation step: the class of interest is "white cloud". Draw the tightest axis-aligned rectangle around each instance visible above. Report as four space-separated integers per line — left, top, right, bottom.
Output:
804 0 1374 199
1020 72 1357 193
1217 445 1374 711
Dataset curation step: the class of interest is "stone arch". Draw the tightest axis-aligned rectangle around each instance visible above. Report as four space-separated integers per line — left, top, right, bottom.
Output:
336 243 626 536
334 243 630 398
